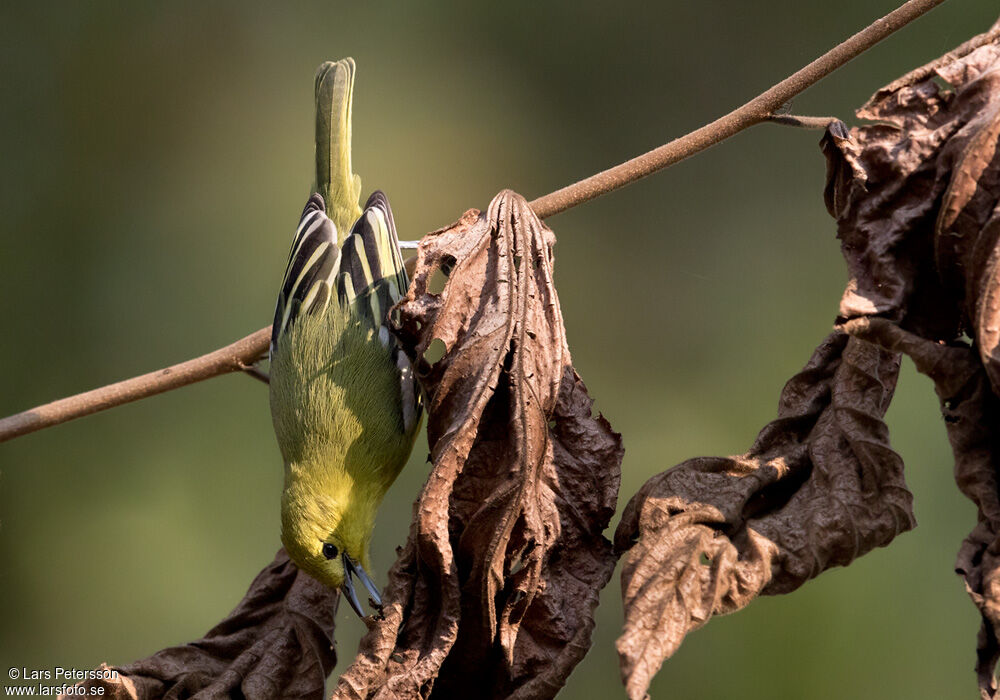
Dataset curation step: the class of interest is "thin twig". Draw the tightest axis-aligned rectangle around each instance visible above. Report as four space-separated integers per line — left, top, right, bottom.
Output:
767 114 841 129
241 364 272 385
0 0 949 444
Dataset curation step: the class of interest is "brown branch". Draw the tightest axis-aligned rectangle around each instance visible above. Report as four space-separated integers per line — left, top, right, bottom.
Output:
0 0 948 444
0 328 271 443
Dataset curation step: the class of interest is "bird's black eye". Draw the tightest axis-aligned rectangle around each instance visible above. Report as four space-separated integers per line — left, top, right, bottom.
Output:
322 543 339 560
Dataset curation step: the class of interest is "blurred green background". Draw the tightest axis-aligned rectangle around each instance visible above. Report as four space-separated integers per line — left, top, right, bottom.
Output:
1 2 996 698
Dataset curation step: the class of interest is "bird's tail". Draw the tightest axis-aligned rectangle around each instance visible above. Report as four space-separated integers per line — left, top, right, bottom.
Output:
314 58 363 240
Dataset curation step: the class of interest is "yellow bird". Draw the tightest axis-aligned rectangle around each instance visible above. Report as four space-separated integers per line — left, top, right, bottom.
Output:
269 58 421 616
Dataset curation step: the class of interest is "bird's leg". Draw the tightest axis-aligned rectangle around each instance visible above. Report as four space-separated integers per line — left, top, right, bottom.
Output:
238 356 270 384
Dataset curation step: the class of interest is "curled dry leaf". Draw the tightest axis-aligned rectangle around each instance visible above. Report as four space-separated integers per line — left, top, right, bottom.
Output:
822 19 1000 375
331 190 622 699
63 549 337 700
613 332 911 700
823 19 1000 698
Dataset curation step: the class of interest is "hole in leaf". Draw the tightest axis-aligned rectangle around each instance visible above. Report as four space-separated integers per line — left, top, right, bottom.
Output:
428 266 448 295
513 254 522 269
930 74 954 93
699 552 711 566
440 254 456 277
423 338 447 366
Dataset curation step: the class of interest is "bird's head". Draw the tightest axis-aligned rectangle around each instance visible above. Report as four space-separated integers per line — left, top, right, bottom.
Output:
280 480 382 618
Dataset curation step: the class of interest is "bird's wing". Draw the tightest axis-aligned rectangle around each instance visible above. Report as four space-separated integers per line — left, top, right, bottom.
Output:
336 190 421 433
271 193 341 354
334 190 409 331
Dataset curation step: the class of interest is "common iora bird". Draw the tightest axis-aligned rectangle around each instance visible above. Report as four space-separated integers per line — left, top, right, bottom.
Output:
269 58 421 617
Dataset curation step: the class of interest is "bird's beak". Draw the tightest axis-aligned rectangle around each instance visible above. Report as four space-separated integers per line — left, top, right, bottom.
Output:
341 553 383 618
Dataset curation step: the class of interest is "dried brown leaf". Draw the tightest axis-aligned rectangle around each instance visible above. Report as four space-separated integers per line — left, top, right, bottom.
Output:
613 332 910 700
331 190 621 700
822 19 1000 351
822 20 1000 697
63 548 338 700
